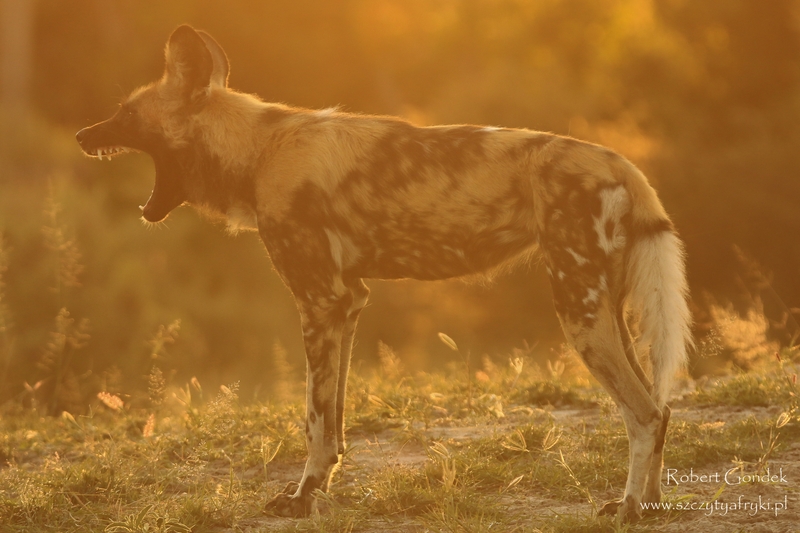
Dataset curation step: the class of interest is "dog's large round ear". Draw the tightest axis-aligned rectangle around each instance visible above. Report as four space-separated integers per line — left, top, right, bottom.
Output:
197 31 229 88
165 25 214 102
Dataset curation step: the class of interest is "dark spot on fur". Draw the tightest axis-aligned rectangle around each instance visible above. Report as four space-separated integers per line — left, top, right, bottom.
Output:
172 140 256 214
331 294 351 326
653 406 670 454
299 475 322 497
632 218 674 238
310 339 336 368
542 183 607 326
337 121 491 194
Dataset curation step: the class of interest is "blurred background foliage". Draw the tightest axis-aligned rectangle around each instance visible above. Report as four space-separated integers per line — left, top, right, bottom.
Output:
1 0 799 410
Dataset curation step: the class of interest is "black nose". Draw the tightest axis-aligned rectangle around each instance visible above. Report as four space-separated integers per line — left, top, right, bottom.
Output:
75 128 87 145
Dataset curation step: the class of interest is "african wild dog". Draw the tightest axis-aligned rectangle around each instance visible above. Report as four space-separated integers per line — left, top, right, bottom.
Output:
76 25 692 519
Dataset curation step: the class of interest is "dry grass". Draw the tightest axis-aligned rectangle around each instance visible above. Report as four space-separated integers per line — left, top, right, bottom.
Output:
1 339 798 532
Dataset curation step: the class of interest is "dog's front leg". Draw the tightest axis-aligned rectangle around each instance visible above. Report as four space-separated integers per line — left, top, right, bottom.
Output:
266 289 348 517
336 279 369 455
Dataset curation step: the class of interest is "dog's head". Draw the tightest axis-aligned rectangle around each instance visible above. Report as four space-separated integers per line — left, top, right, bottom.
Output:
76 25 230 222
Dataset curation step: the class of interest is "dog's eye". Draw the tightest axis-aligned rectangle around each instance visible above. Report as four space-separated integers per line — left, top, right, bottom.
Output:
120 104 137 118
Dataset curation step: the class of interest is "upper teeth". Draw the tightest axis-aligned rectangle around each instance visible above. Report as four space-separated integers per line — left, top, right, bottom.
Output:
95 147 128 160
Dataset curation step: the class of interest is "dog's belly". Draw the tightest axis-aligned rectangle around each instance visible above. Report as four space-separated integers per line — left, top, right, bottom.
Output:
342 224 538 281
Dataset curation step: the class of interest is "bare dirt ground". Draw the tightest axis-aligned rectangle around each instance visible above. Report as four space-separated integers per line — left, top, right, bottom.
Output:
253 401 800 532
650 402 800 533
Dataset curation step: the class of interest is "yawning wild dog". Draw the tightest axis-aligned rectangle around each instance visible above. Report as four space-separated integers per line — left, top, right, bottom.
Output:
76 25 692 519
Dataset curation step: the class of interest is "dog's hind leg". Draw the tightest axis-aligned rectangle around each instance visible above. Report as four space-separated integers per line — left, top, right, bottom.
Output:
617 309 671 508
544 239 660 520
336 279 369 455
556 297 662 521
265 281 353 517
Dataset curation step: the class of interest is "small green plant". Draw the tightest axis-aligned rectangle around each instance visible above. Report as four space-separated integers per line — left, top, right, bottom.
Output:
105 505 191 533
31 190 92 415
438 331 473 410
42 186 83 307
37 306 90 415
556 449 597 512
148 320 181 363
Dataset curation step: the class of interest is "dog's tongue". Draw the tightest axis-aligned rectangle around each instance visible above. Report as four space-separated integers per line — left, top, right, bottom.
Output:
141 165 185 222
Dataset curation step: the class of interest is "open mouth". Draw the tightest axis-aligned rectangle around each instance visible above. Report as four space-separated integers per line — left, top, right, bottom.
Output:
76 128 185 222
90 146 133 160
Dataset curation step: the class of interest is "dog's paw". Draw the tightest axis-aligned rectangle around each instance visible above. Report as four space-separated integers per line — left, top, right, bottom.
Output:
598 495 641 522
598 499 622 517
265 482 311 518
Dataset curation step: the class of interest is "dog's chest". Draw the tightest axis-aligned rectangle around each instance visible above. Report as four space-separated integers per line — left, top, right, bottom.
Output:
225 205 259 233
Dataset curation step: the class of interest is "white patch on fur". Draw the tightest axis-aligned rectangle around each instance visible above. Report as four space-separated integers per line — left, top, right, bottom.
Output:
593 186 630 254
443 245 466 259
583 287 599 305
566 247 588 265
324 228 360 271
325 228 344 270
331 273 347 296
225 206 258 234
481 126 500 133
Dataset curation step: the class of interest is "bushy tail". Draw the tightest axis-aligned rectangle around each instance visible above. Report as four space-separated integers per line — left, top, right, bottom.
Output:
626 229 692 405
